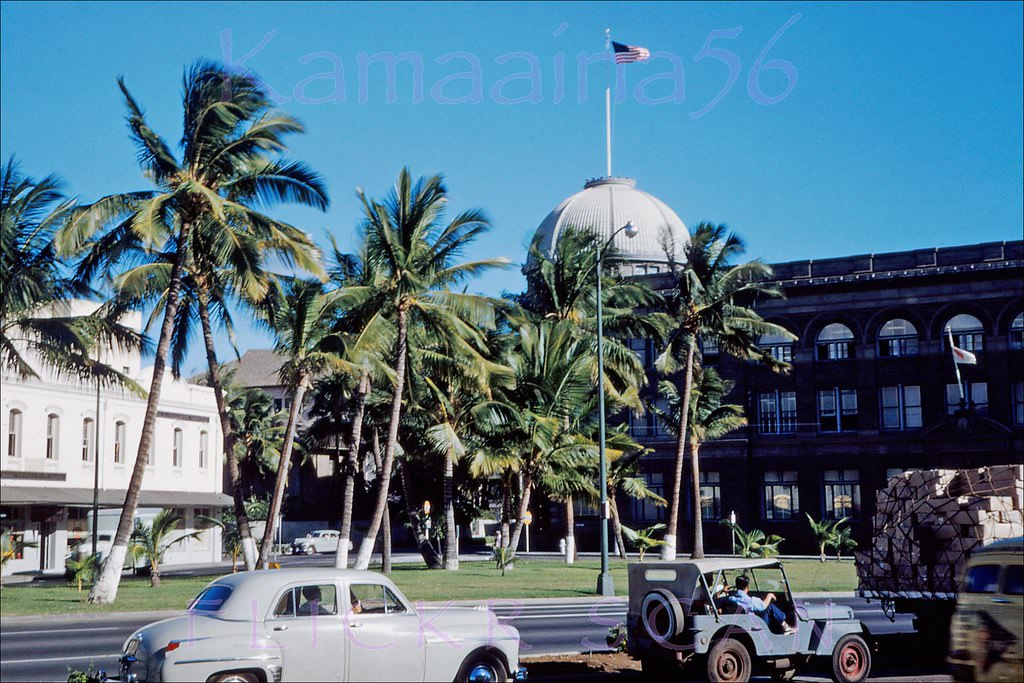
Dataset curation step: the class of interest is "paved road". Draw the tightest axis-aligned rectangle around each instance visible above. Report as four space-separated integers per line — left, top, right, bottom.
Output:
1 595 943 682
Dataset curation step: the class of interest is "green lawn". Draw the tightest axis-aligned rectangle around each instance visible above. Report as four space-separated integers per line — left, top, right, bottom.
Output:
0 558 856 617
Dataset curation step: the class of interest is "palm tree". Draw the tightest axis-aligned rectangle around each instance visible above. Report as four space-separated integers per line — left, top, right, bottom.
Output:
1 160 142 386
603 430 666 559
655 365 747 559
58 62 327 603
229 385 286 495
538 449 597 565
351 168 507 571
656 224 792 560
258 279 345 568
128 509 200 587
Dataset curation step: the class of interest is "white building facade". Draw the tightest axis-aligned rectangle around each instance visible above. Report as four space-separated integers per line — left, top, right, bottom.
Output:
1 302 229 576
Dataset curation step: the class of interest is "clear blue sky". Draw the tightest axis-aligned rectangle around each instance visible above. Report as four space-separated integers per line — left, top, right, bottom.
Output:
3 1 1022 375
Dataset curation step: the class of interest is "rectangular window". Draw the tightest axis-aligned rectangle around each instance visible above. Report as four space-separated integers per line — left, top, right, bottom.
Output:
879 336 919 357
701 335 720 357
759 391 797 434
628 338 655 370
274 584 339 617
7 410 22 458
199 431 208 469
880 386 922 430
818 388 858 432
82 418 95 462
172 429 183 468
46 414 59 459
817 341 851 361
949 332 984 353
764 470 800 520
824 469 861 519
633 473 665 522
699 471 721 521
764 344 793 363
1014 382 1024 426
114 422 126 464
946 382 989 416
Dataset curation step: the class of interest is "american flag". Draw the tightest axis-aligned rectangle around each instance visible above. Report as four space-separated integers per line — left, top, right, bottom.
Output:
612 41 650 64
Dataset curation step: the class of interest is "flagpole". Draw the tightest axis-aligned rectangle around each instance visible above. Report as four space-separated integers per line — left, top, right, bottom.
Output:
605 28 613 176
947 326 965 402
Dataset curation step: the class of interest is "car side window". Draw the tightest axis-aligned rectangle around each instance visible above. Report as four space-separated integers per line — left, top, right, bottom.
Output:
964 564 1001 593
349 583 407 615
274 584 338 617
1002 565 1023 595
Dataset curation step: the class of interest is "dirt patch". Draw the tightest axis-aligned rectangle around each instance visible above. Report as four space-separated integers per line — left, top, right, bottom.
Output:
521 651 643 680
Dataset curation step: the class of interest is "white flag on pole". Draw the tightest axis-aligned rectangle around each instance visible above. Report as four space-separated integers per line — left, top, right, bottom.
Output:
951 344 977 365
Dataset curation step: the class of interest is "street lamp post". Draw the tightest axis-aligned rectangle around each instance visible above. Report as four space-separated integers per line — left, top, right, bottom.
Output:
596 220 639 597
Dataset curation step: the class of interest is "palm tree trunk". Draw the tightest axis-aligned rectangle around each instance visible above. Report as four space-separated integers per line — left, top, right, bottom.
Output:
443 450 459 570
196 290 256 571
564 497 575 565
609 490 629 559
336 374 369 569
373 430 392 574
89 221 191 605
258 377 308 568
507 470 534 560
398 456 442 568
500 473 512 549
354 306 408 570
689 439 705 559
661 338 696 561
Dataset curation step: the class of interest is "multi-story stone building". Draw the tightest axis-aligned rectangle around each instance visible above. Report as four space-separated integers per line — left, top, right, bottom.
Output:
530 176 1024 555
1 301 229 576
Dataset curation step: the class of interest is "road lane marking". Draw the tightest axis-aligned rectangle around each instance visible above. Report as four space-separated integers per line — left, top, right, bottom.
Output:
1 653 120 665
2 626 126 636
498 611 625 620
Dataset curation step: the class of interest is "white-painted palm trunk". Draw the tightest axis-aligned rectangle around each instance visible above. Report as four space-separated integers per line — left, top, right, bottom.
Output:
660 535 677 561
565 536 576 565
90 544 129 603
241 538 257 570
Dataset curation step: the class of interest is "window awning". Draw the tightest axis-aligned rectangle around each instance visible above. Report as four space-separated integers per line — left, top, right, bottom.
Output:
0 485 233 508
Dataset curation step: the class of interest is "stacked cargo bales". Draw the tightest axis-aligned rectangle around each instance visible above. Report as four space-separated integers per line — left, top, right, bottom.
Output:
856 465 1023 598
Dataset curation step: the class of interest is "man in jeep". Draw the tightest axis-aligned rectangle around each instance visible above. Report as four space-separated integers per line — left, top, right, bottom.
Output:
723 575 796 635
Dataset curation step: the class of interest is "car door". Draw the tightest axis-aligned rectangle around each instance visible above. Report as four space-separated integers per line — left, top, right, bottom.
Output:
344 581 425 682
267 581 347 682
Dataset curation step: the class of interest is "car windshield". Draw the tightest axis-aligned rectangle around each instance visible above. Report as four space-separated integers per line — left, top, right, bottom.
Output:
189 584 233 612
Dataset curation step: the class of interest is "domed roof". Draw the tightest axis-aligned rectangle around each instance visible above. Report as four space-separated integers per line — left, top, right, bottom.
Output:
533 177 688 263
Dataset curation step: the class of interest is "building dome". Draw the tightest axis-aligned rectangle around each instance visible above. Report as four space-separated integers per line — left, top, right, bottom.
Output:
532 177 689 270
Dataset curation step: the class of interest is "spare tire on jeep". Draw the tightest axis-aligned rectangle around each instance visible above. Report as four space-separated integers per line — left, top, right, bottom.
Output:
641 588 686 642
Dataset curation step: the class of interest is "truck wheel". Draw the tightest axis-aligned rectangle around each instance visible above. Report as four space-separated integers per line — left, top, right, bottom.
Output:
641 589 685 642
707 638 752 683
831 634 871 683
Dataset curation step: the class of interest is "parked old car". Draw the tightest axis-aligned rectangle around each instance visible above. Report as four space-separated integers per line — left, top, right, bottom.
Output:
290 529 342 555
948 536 1024 683
116 568 524 682
627 558 872 683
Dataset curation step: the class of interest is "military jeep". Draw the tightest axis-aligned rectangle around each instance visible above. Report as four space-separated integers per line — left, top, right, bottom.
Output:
627 558 872 683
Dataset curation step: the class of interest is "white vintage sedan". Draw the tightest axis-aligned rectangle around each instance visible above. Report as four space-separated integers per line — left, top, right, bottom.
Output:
290 529 342 555
117 568 524 682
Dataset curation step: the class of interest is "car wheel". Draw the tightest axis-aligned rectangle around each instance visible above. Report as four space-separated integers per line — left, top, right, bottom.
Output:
305 546 315 555
641 589 685 642
831 634 871 683
456 652 508 683
707 638 752 683
209 672 260 683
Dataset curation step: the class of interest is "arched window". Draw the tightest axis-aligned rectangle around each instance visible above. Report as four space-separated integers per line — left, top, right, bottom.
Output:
877 319 919 357
114 421 127 464
82 418 95 462
7 409 23 458
1011 313 1023 350
172 428 183 468
816 323 854 360
759 330 794 363
199 431 208 469
946 314 984 352
46 414 60 459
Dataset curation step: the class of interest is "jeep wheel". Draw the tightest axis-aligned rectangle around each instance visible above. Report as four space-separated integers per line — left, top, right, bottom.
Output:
831 634 871 683
640 589 685 642
707 638 752 683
